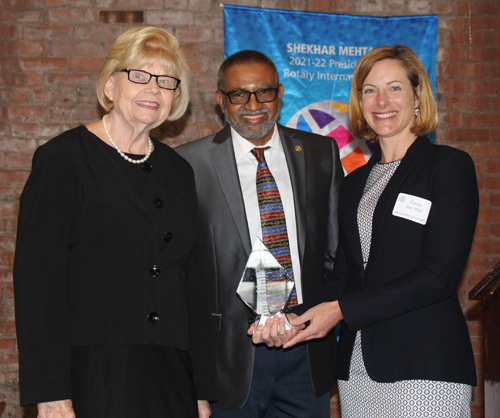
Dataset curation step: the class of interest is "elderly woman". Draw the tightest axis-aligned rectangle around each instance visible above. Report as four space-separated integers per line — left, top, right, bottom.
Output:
283 45 479 417
14 27 203 418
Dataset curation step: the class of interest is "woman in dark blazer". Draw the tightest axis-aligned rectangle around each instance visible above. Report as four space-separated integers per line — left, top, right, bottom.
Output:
285 45 478 417
14 27 204 418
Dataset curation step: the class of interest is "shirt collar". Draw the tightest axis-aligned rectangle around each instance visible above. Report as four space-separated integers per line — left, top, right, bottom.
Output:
231 123 283 162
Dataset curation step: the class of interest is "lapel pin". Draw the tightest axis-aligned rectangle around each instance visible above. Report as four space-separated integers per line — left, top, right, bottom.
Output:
295 145 302 152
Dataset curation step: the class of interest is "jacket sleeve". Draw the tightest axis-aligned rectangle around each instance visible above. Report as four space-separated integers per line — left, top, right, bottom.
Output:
339 150 479 332
14 142 80 406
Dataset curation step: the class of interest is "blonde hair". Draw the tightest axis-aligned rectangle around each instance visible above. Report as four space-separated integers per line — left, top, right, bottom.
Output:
349 45 438 141
96 27 190 121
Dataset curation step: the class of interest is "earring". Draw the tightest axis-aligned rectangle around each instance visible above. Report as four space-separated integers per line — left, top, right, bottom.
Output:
415 108 420 118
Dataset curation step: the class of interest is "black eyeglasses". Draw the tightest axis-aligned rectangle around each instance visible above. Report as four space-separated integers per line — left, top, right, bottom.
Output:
120 69 181 91
220 87 280 105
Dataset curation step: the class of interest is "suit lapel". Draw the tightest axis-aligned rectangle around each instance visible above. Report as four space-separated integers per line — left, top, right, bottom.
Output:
279 125 306 263
209 125 252 255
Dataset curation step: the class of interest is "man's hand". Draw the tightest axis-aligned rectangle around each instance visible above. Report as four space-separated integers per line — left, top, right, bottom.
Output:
283 301 342 349
37 400 76 418
247 313 304 347
197 400 211 418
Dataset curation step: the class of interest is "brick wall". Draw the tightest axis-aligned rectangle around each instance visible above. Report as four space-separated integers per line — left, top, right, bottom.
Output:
1 0 498 416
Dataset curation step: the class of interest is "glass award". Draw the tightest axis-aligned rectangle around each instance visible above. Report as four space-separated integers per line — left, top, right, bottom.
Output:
236 237 295 331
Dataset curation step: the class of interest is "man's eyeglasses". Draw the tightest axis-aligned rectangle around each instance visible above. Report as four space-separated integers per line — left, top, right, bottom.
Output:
220 87 280 105
120 69 181 91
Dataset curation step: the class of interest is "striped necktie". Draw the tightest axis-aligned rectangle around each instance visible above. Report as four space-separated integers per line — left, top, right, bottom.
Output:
252 147 297 307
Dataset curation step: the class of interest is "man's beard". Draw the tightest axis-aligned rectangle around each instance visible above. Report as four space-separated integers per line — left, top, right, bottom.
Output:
223 99 281 140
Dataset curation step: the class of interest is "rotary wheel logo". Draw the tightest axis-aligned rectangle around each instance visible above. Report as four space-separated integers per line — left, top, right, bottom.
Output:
286 100 379 174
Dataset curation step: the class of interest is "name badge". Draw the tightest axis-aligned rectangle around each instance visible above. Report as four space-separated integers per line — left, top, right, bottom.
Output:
392 193 432 225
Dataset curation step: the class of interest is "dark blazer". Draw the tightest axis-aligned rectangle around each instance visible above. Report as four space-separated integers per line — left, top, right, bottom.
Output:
312 136 478 386
14 126 198 406
176 124 344 409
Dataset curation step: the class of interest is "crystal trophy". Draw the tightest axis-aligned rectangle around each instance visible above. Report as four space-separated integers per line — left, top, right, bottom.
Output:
236 237 295 331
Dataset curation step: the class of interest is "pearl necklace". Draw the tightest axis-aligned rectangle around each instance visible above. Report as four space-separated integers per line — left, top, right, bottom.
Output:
102 114 153 164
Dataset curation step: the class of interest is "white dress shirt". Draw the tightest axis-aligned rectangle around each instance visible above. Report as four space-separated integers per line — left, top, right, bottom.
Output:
231 125 303 303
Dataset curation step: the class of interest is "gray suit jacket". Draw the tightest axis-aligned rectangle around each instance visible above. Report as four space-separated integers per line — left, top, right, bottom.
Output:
177 124 343 408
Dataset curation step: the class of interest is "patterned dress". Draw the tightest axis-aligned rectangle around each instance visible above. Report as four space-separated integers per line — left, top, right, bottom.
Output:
338 160 472 418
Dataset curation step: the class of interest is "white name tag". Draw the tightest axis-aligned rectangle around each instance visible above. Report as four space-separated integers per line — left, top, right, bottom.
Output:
392 193 432 225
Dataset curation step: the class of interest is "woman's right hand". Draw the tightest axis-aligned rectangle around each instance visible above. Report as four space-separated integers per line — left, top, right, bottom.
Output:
38 400 76 418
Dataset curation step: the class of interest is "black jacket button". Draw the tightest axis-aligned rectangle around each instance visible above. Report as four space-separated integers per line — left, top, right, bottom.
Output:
247 318 255 325
164 232 173 243
142 163 153 173
149 265 160 276
148 312 160 323
154 198 163 208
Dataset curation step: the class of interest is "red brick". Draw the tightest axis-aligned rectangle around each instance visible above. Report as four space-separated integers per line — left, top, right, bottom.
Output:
147 10 194 26
48 8 94 24
25 25 72 40
68 57 105 72
470 16 500 30
477 176 500 191
0 321 15 337
437 47 464 61
46 0 92 5
469 97 491 110
0 58 18 71
491 33 500 48
0 139 37 153
462 144 500 160
16 10 44 23
473 223 488 238
50 40 103 56
19 57 67 72
0 286 14 300
477 1 500 14
431 0 453 13
436 79 466 94
465 114 500 128
0 170 29 184
468 80 500 95
46 73 95 86
6 90 28 102
454 1 475 14
490 193 500 206
492 97 500 110
0 339 15 350
0 40 45 55
440 111 463 127
439 16 466 30
175 27 213 43
0 25 21 39
74 26 123 41
438 94 467 109
437 62 487 78
469 47 500 62
7 106 44 120
5 154 33 168
477 208 500 223
485 161 500 174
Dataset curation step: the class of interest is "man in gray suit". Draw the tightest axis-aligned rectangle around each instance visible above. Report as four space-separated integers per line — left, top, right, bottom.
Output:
177 50 343 418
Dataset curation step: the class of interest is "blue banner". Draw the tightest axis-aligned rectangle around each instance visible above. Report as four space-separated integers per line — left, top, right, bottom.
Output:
223 5 437 172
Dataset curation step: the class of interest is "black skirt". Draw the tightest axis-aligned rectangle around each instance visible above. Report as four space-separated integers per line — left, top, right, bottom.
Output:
70 345 198 418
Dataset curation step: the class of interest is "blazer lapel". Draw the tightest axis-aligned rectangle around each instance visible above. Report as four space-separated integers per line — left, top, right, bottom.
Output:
368 137 428 265
279 125 306 263
209 125 252 255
